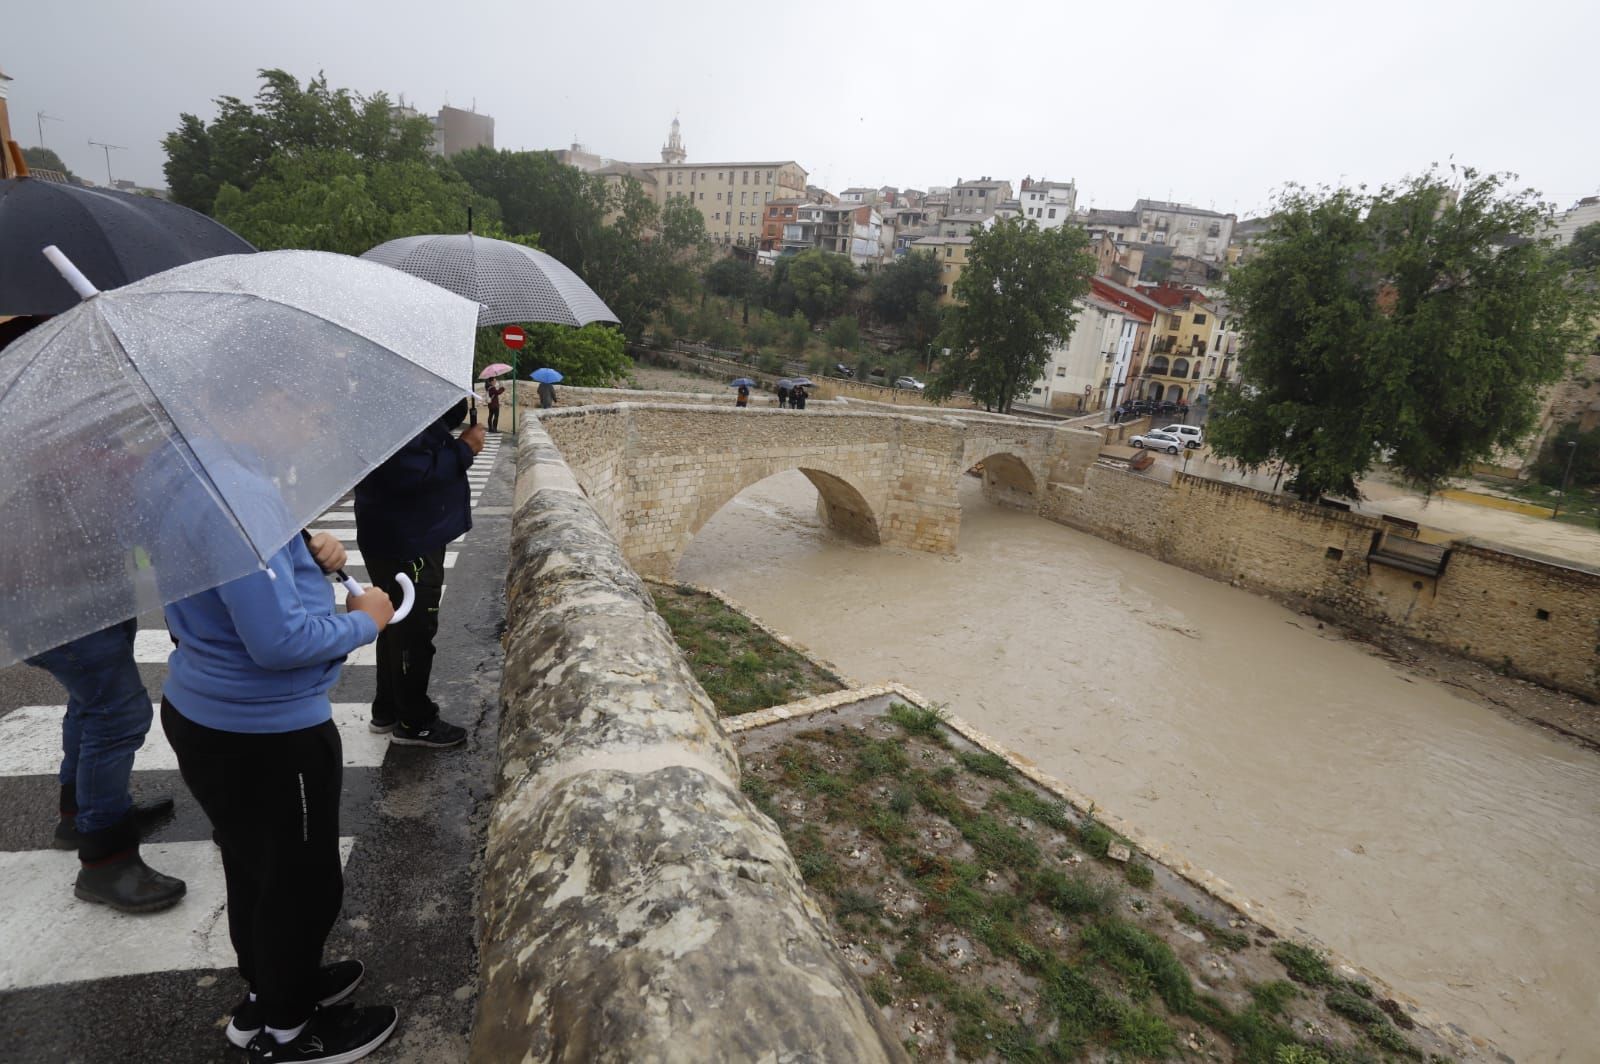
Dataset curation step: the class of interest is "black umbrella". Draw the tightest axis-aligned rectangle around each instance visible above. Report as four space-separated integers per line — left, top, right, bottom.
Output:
0 178 255 316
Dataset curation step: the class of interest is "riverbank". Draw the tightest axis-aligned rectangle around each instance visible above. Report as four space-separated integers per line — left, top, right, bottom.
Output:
679 469 1600 1060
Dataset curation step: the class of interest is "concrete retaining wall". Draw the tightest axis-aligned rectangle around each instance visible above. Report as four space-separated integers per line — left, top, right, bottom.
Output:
1043 465 1600 700
471 419 905 1062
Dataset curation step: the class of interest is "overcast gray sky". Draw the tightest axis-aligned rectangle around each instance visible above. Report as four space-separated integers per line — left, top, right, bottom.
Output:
9 0 1598 217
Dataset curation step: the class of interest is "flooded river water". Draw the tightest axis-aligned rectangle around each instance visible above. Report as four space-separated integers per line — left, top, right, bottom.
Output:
678 471 1600 1061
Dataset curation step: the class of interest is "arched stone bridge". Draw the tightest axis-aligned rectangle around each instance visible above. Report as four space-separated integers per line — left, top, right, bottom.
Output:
537 402 1101 577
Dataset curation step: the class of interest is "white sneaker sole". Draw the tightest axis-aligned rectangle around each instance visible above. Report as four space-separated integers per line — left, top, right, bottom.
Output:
225 963 366 1048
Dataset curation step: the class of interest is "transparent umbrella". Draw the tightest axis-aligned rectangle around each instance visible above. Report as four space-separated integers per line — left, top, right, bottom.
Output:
0 248 480 666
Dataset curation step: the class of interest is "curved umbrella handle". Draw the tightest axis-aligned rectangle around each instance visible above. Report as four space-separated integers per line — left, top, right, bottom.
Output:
343 572 416 624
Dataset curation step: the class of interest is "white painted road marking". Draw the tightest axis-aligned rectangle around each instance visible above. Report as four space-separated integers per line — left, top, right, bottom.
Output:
345 551 457 571
135 630 376 667
0 704 389 778
0 838 355 992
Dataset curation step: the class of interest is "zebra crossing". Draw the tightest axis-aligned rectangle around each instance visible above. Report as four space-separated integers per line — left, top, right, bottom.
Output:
0 431 503 995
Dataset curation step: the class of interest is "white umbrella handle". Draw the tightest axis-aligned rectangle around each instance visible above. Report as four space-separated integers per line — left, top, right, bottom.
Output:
42 245 101 299
343 572 415 623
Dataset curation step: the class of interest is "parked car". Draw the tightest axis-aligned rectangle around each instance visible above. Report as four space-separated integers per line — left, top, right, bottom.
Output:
1159 424 1204 448
834 363 855 378
894 376 925 390
1129 430 1183 454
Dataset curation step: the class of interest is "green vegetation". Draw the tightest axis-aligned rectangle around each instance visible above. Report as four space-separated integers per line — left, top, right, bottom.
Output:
742 714 1429 1061
1272 941 1336 986
1209 168 1599 501
928 216 1097 413
651 585 843 715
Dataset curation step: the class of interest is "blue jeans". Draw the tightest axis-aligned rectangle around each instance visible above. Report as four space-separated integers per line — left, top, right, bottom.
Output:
26 620 151 834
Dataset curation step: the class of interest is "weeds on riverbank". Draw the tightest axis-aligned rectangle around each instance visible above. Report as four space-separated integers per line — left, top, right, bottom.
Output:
651 584 844 714
738 706 1445 1061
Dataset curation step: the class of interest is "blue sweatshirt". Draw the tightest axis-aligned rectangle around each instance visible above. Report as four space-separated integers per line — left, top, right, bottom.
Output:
163 536 378 734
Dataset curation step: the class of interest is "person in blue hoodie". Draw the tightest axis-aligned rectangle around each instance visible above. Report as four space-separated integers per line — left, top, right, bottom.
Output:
353 398 483 748
161 530 399 1064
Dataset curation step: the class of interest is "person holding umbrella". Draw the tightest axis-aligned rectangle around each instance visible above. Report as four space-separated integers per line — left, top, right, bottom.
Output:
1 245 483 1063
485 377 507 432
0 180 252 914
531 366 562 409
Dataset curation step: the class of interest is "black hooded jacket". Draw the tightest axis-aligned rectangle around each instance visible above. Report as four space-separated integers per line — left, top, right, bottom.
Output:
354 400 475 559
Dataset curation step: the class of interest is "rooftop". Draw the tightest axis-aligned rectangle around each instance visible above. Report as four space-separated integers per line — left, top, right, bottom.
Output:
1134 198 1233 219
1082 208 1140 227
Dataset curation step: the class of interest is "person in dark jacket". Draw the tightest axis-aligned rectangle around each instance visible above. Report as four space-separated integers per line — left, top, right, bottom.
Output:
735 385 750 408
776 383 791 408
485 380 506 432
537 379 557 409
791 384 808 410
353 399 484 747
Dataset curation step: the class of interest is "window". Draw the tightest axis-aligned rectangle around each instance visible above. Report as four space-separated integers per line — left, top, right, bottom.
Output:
740 192 747 205
743 171 749 184
945 247 952 258
764 192 772 203
1192 313 1207 324
1187 219 1198 230
717 171 723 180
942 263 951 272
1056 367 1066 377
1048 208 1056 219
767 170 774 183
939 284 949 295
713 212 720 220
698 192 704 201
715 192 722 202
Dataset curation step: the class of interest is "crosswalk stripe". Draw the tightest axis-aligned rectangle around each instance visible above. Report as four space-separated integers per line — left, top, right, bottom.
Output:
306 528 468 547
0 704 389 778
0 837 355 992
134 630 376 667
345 551 457 571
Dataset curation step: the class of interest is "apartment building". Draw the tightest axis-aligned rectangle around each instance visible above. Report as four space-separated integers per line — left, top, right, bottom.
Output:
1018 178 1077 228
910 235 974 304
1030 295 1129 411
949 177 1014 218
781 203 884 268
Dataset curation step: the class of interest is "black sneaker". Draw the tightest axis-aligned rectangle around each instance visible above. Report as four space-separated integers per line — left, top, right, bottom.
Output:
227 960 366 1048
367 714 396 735
245 1004 397 1063
390 718 467 748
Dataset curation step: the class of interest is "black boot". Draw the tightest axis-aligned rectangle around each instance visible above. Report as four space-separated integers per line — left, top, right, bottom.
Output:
74 816 186 914
54 796 176 850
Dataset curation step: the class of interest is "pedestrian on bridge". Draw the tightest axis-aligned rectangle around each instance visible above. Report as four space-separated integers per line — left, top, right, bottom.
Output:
791 384 808 410
355 399 482 748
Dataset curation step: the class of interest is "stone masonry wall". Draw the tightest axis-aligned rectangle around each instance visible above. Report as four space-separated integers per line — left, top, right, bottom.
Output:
1043 465 1600 700
471 418 906 1062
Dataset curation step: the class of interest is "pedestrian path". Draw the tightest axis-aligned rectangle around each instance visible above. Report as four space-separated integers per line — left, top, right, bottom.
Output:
0 430 503 995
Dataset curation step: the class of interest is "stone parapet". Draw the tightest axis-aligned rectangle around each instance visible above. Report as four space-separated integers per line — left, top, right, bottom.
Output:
472 419 905 1062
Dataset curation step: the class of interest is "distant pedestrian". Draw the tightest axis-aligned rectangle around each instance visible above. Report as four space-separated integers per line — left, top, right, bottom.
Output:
485 380 506 432
537 379 557 409
791 384 808 410
736 385 750 408
776 383 791 408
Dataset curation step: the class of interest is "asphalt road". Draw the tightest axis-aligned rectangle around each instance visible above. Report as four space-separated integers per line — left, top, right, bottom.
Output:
0 432 512 1063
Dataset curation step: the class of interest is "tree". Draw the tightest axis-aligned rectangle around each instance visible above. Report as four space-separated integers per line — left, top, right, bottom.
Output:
1208 169 1597 501
704 257 760 323
492 322 629 387
1560 222 1600 272
782 249 861 322
582 183 709 341
869 251 943 346
927 217 1095 412
163 69 435 214
452 148 607 267
212 149 492 256
825 315 860 352
21 147 73 179
782 311 811 356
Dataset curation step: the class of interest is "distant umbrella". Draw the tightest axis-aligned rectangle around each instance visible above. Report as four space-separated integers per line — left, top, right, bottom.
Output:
360 233 618 328
731 377 756 388
530 367 564 384
0 178 255 316
776 378 795 389
788 377 815 387
478 363 513 379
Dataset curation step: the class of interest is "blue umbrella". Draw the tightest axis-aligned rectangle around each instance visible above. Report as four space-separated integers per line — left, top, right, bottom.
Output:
731 377 756 388
530 367 564 384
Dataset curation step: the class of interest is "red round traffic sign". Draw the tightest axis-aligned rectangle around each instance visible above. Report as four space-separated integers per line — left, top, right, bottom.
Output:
501 326 527 349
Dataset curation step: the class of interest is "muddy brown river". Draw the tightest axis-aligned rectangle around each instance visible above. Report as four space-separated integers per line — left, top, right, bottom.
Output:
678 470 1600 1061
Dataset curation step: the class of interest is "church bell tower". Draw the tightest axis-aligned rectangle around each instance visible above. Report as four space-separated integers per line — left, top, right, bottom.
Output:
661 116 686 165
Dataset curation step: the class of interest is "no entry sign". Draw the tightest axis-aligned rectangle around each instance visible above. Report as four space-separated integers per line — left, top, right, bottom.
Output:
501 325 526 349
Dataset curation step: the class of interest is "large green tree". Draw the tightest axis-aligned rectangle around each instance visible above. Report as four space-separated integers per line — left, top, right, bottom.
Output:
703 256 761 323
927 218 1095 412
1208 170 1597 500
870 251 944 347
769 249 860 322
211 149 492 256
163 69 434 214
21 147 73 179
1560 221 1600 271
477 322 629 387
451 148 606 269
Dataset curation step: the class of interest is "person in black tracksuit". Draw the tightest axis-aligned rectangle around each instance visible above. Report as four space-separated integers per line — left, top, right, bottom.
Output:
353 399 484 748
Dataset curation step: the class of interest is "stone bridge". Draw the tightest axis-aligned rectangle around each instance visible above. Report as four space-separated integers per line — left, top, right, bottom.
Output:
537 402 1102 577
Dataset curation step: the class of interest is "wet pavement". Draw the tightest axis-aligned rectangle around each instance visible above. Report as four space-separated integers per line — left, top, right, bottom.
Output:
680 469 1600 1061
0 433 511 1062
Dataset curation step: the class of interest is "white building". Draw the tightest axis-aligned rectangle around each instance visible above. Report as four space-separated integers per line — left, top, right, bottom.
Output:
1030 295 1128 411
1131 199 1234 262
1018 178 1077 228
1549 196 1600 248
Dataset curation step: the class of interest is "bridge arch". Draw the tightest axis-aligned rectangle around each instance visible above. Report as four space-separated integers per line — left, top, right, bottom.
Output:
967 450 1038 510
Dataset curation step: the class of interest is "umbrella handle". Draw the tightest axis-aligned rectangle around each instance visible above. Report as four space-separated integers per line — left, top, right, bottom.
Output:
343 572 415 624
42 245 101 299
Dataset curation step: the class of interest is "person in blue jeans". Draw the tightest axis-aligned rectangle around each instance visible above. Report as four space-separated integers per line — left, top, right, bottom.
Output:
27 620 185 912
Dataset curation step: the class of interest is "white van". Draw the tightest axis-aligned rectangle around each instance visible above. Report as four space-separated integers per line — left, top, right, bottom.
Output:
1159 424 1204 449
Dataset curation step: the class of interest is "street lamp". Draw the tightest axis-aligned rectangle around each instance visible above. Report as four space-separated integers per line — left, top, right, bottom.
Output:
1552 439 1580 519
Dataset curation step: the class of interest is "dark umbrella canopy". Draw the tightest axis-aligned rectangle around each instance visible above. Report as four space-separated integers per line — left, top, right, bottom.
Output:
0 179 256 316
